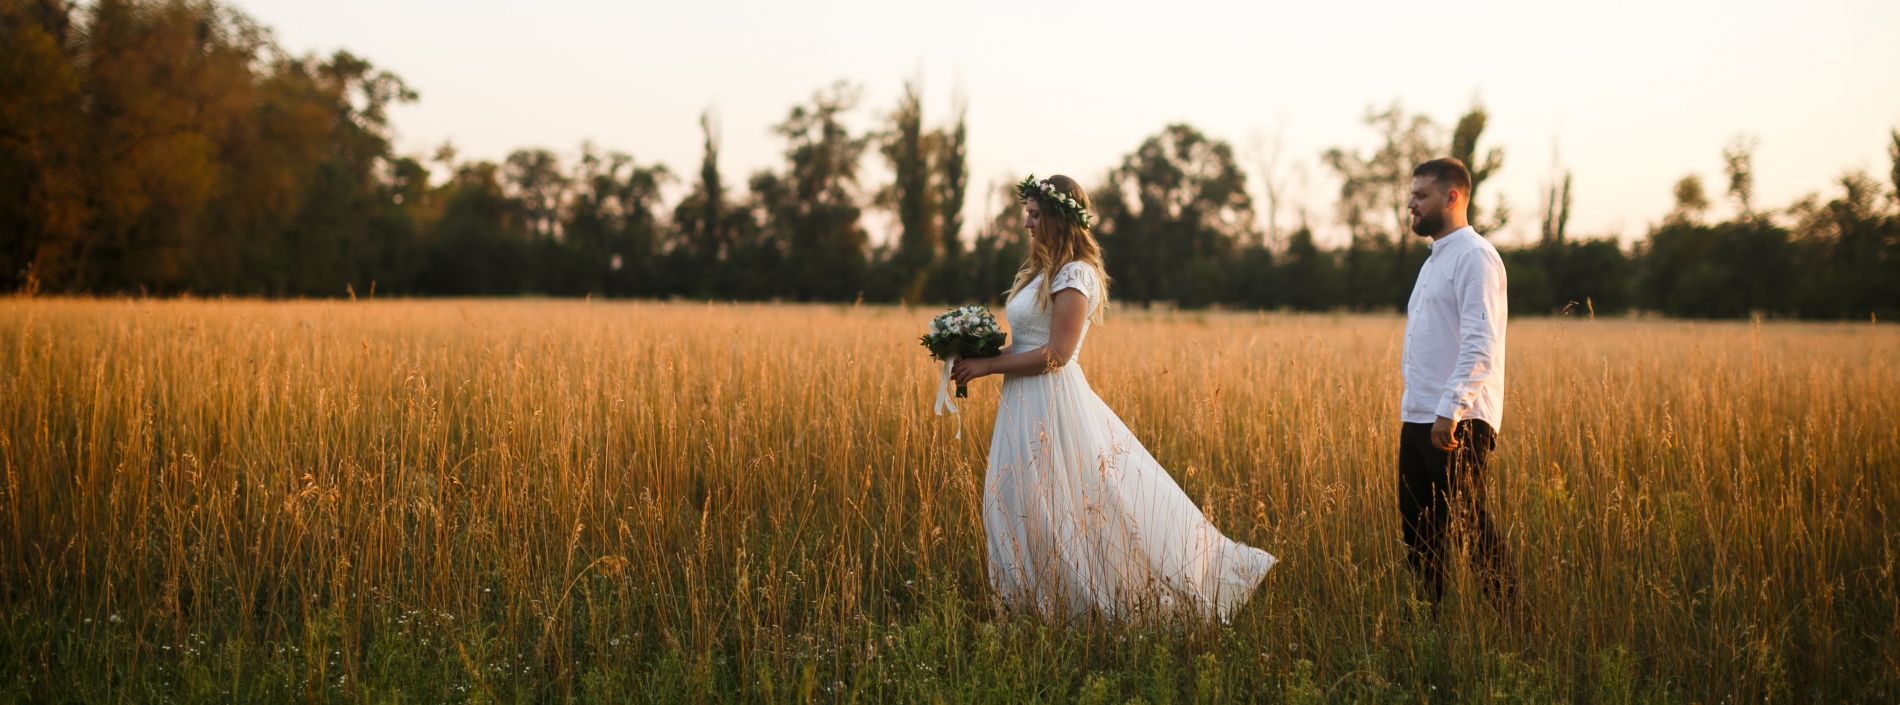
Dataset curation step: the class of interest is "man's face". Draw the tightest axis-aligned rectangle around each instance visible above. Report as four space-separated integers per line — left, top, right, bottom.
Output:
1408 176 1453 237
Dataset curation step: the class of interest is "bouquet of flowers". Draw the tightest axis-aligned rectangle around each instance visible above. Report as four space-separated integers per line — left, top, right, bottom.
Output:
920 305 1006 428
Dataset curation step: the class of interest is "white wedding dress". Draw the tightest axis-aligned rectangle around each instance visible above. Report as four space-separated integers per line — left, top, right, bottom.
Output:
982 262 1277 623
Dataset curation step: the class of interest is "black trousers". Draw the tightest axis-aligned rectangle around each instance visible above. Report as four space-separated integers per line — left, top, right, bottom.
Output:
1398 419 1516 605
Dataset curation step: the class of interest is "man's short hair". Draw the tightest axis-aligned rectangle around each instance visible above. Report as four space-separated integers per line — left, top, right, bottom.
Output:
1413 158 1473 196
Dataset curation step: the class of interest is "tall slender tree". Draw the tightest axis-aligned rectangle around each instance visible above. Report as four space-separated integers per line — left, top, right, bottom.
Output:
1885 129 1897 206
879 77 936 302
1723 134 1758 219
931 93 970 302
668 110 728 294
693 110 725 261
1541 170 1573 244
1450 101 1507 232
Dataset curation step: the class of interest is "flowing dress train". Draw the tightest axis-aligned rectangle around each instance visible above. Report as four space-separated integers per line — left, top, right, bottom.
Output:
982 262 1276 622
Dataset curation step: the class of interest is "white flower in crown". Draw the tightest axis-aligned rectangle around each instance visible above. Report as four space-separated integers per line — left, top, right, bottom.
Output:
1016 173 1095 230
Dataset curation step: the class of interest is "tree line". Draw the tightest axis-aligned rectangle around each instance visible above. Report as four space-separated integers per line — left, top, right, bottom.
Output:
5 0 1898 319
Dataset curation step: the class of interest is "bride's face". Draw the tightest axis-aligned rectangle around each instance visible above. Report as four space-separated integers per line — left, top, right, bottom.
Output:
1023 201 1042 237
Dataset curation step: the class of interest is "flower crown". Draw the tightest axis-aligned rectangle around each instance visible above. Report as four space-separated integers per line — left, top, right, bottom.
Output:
1015 175 1095 230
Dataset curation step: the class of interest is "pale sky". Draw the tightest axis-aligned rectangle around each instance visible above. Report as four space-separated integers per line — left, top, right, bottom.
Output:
231 0 1900 248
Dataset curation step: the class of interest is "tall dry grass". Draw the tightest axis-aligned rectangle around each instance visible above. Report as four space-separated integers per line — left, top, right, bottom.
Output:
0 298 1895 702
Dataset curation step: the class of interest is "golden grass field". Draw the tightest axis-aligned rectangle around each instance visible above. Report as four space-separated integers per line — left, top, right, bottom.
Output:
1 298 1896 703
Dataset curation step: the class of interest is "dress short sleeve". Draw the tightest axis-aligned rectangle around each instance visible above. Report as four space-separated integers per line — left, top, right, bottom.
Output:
1051 262 1100 301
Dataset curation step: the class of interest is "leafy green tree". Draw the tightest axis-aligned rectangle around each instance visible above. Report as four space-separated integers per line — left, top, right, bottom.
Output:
1095 123 1254 307
693 111 725 264
1231 242 1277 308
1888 129 1899 207
79 0 265 292
754 82 870 301
562 144 668 296
1807 171 1899 317
504 148 566 243
1723 134 1758 219
279 50 418 296
424 160 530 295
1668 175 1710 225
1640 218 1793 318
670 112 762 297
878 78 936 303
1275 226 1342 310
503 148 572 293
1505 238 1631 316
1323 102 1438 309
0 0 88 292
1450 101 1508 232
930 94 970 303
1540 171 1573 244
965 180 1031 306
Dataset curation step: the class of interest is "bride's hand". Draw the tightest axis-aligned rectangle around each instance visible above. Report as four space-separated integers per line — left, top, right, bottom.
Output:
951 358 990 386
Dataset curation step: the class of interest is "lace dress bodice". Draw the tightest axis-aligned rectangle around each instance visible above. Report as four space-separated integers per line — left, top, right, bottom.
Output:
1004 262 1102 364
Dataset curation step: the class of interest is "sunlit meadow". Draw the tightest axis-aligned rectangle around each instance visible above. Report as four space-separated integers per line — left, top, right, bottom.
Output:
0 298 1895 703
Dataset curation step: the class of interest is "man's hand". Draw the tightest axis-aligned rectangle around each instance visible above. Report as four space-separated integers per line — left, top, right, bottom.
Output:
1431 415 1459 452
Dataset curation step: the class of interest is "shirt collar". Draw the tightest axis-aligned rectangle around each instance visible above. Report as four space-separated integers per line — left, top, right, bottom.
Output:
1428 226 1477 256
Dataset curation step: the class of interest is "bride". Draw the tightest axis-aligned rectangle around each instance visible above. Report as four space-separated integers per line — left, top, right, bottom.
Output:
951 174 1277 623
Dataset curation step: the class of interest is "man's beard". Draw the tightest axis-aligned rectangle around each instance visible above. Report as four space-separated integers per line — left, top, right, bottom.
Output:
1411 211 1446 237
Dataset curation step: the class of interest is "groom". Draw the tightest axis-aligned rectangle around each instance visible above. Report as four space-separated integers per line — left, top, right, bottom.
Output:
1397 158 1518 610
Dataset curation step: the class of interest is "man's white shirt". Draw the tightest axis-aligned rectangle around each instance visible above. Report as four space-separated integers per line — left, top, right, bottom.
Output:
1401 226 1508 429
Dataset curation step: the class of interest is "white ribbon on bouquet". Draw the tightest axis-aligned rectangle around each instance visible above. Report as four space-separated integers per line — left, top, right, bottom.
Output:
933 354 963 439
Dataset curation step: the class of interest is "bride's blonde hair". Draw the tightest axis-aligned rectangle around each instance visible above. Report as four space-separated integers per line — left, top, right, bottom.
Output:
1008 174 1109 322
